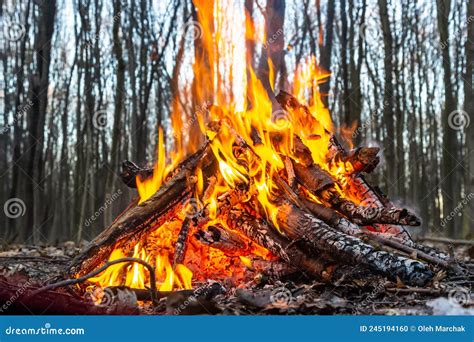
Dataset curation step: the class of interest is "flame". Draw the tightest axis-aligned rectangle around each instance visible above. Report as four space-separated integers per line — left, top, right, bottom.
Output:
88 222 194 292
136 128 182 204
239 256 253 268
88 0 370 294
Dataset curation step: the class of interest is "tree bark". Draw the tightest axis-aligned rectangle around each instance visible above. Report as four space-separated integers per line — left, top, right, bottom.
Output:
276 204 433 286
378 0 396 193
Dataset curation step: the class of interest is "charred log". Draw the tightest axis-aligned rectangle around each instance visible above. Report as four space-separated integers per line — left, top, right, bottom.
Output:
195 223 250 256
326 146 380 174
225 207 330 277
275 204 433 287
120 161 153 188
291 160 421 226
68 144 216 277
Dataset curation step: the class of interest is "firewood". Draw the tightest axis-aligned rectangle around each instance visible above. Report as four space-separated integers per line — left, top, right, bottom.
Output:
248 257 299 278
300 196 452 268
275 203 434 286
328 134 414 239
292 159 421 226
120 161 153 188
173 217 192 266
194 223 250 256
326 146 380 173
269 132 314 167
173 176 220 266
275 90 417 238
68 143 216 277
361 229 461 272
300 197 362 236
225 207 330 277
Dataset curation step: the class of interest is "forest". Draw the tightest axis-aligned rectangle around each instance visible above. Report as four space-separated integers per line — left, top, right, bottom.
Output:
1 0 473 247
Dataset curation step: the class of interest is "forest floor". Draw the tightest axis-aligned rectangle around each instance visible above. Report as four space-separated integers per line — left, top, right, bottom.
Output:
0 239 472 315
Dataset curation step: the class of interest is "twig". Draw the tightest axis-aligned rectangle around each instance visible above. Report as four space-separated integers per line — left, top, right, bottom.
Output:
417 236 474 246
385 287 441 294
28 258 158 305
363 229 462 273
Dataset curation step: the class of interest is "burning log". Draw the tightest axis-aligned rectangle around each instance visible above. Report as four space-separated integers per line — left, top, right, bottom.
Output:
68 144 216 277
120 161 153 188
275 204 433 286
328 134 415 239
275 90 418 238
194 223 250 256
300 196 453 268
291 160 421 226
173 217 192 266
326 146 381 174
225 207 330 277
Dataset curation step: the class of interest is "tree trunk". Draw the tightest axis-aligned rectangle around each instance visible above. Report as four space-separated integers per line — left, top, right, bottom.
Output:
24 0 56 242
465 0 474 238
436 0 460 237
378 0 396 192
105 0 126 226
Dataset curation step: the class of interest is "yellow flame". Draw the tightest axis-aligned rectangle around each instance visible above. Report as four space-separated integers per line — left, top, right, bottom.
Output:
239 256 253 268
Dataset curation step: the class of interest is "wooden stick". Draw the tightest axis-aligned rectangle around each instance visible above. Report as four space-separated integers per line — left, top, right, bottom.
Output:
362 229 460 272
416 236 474 246
327 146 380 174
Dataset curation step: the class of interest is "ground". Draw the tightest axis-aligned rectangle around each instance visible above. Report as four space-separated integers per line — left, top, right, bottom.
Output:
0 240 472 315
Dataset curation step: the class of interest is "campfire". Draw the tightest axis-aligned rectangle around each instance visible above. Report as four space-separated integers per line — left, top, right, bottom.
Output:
65 72 457 304
60 4 459 308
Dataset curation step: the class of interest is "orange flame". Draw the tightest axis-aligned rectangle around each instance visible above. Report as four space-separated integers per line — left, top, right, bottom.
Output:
88 0 366 294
